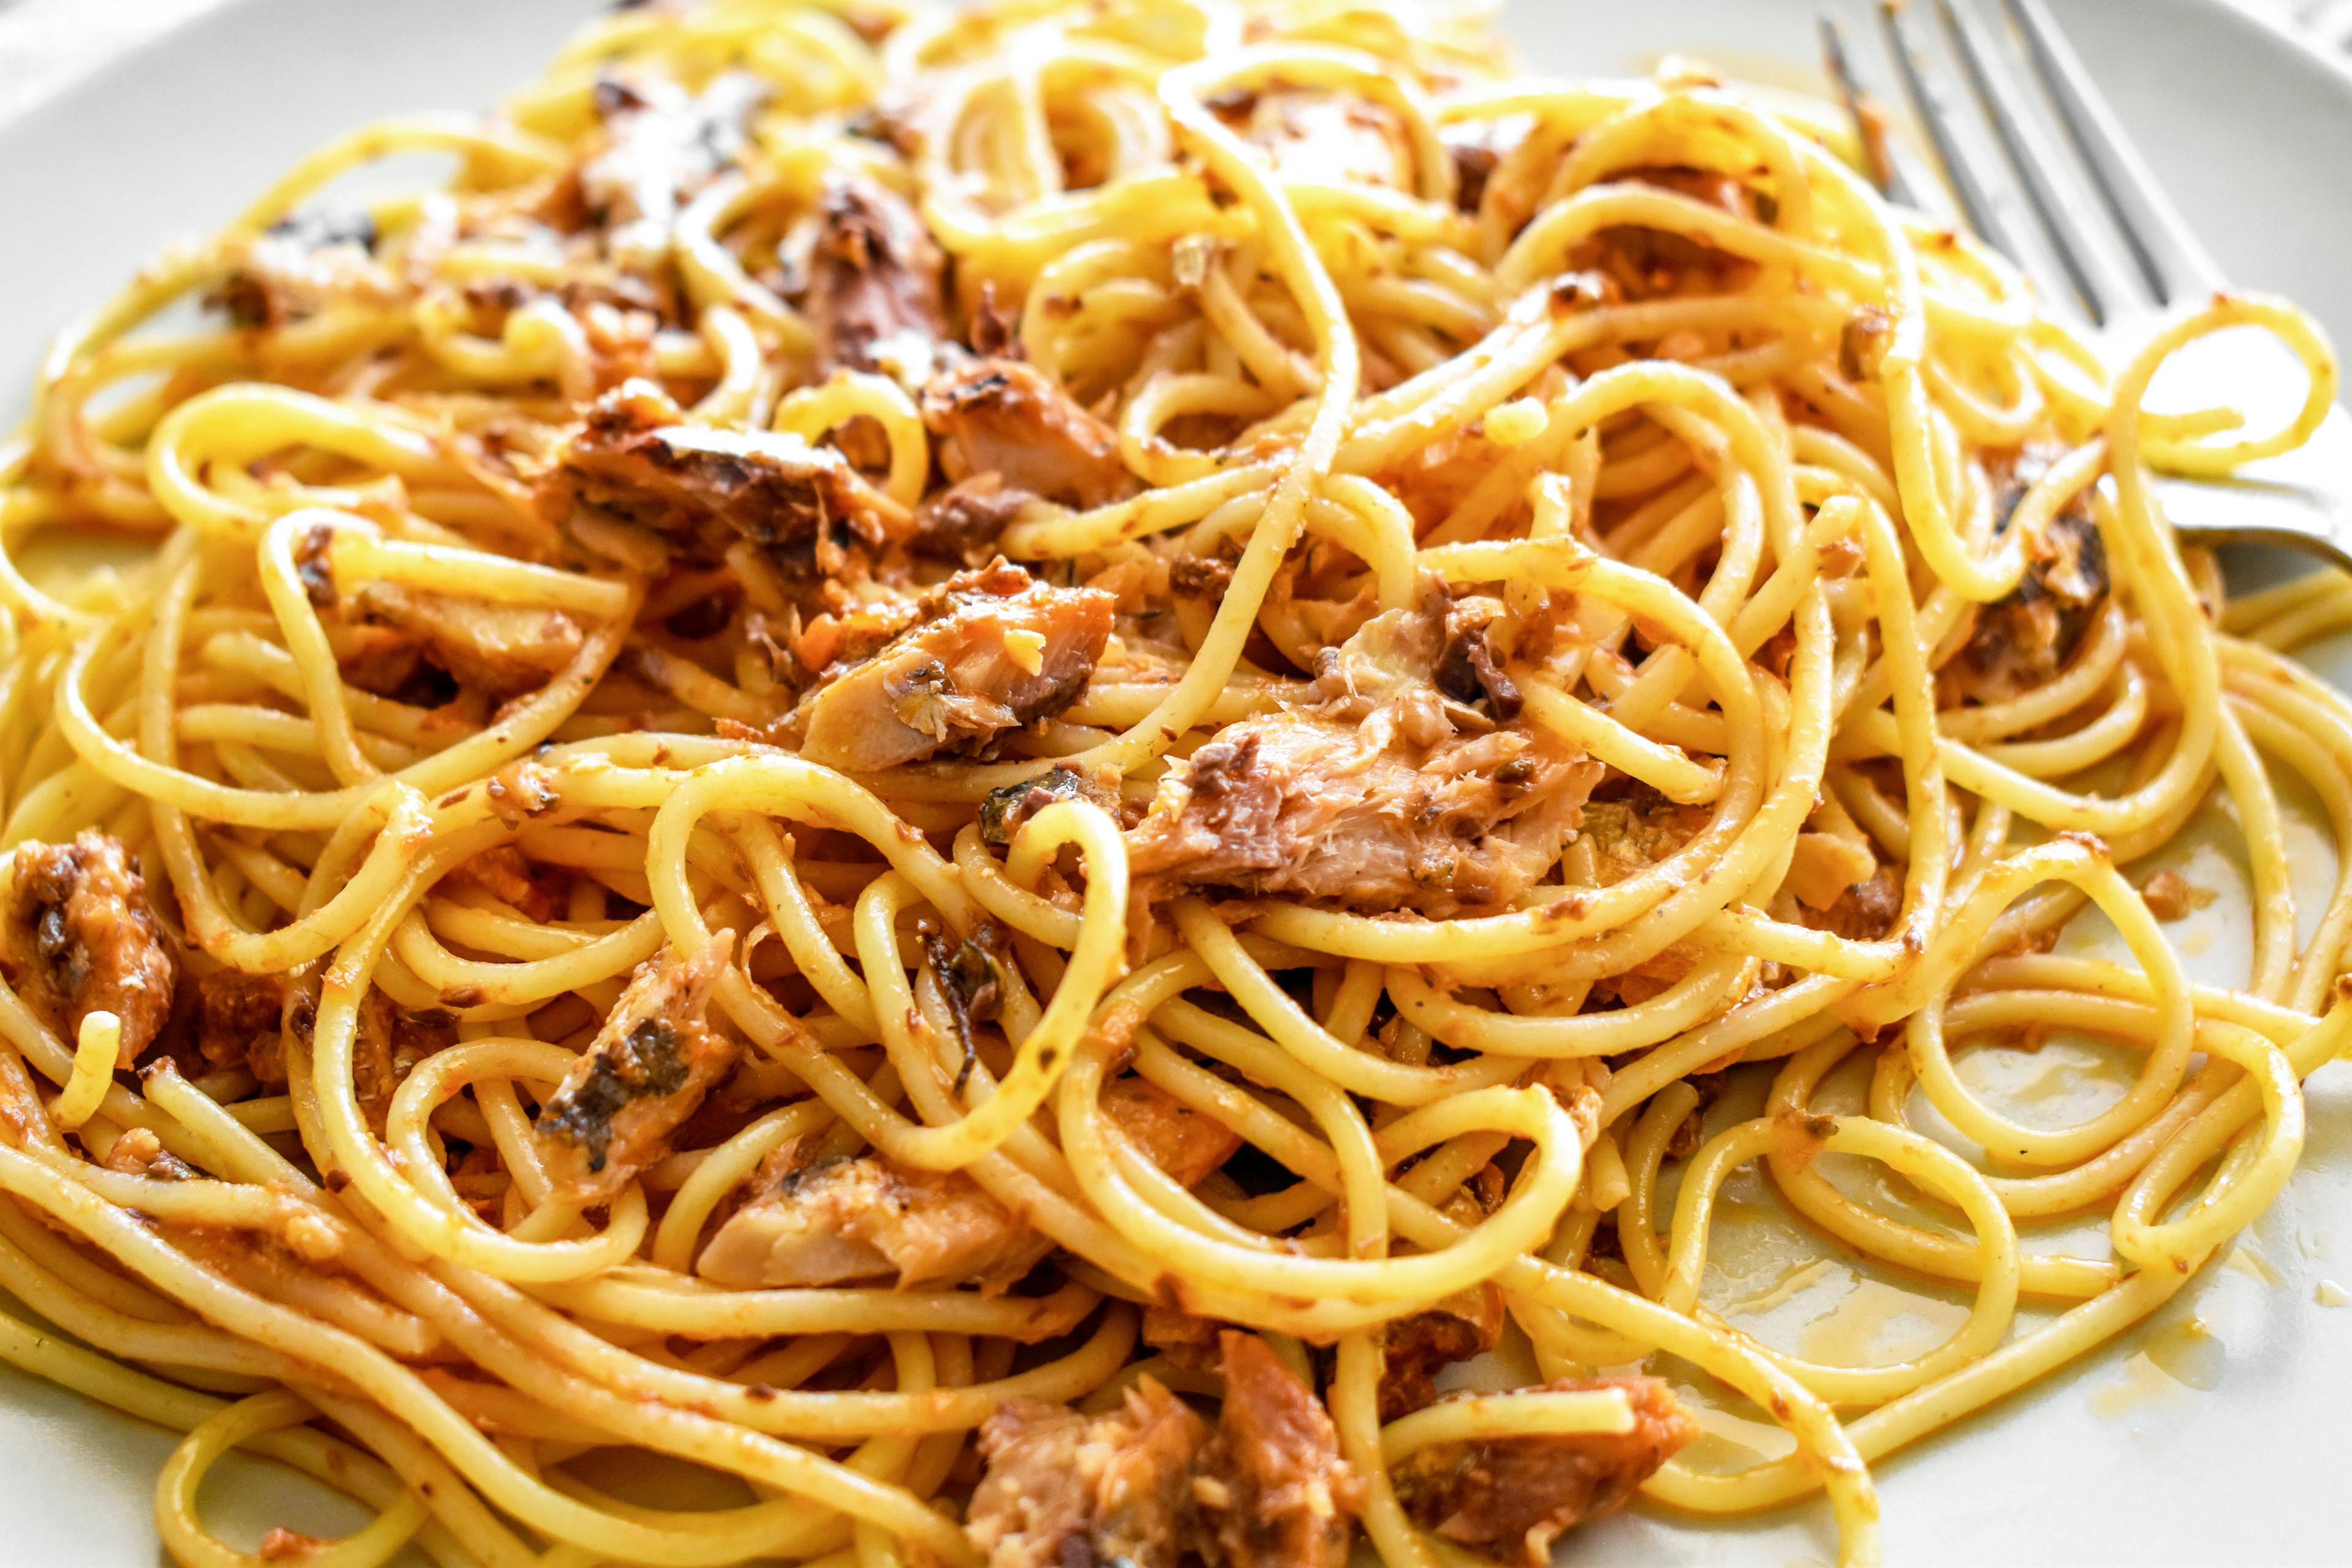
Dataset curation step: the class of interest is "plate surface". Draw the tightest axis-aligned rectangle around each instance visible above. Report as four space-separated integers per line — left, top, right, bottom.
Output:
2 2 2350 1564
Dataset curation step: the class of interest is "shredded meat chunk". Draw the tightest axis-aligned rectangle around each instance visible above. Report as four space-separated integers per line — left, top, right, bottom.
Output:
1803 865 1902 943
579 71 766 266
1390 1376 1697 1567
963 1333 1362 1568
1441 119 1518 214
1099 1073 1242 1187
1140 1304 1224 1370
344 582 583 701
532 932 737 1205
697 1138 1052 1291
1575 165 1761 300
968 1379 1210 1568
793 560 1114 772
102 1126 193 1182
1378 1284 1507 1421
804 174 948 383
546 379 899 562
1 832 176 1066
1127 603 1599 914
1436 595 1522 718
978 764 1123 846
210 211 398 330
195 969 287 1085
352 991 458 1134
698 1076 1222 1289
1193 1331 1365 1568
443 845 559 922
1216 88 1417 190
1577 789 1713 884
910 473 1038 566
924 358 1137 509
1958 442 2109 702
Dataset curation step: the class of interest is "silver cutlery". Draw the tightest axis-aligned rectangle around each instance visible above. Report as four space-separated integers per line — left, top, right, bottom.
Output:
1823 0 2352 575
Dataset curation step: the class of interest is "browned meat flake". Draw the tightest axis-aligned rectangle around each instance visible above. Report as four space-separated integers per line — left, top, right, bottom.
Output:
195 969 287 1085
1802 865 1903 943
977 764 1123 846
697 1077 1223 1289
910 473 1038 566
1126 602 1599 914
345 583 583 701
963 1332 1364 1568
803 174 948 382
1099 1073 1242 1188
1378 1283 1508 1420
924 358 1137 509
545 379 900 561
579 71 766 264
1574 165 1762 300
967 1379 1210 1568
102 1126 193 1181
532 932 738 1205
352 990 459 1134
1 832 176 1065
793 560 1113 772
1193 1331 1365 1568
696 1138 1053 1291
442 844 559 922
1437 595 1523 718
209 212 399 330
1390 1375 1697 1567
1957 442 2109 703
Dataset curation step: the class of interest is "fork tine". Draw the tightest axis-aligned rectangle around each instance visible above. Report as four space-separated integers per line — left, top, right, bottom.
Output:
1998 0 2225 303
1819 17 1918 207
1929 0 2144 326
1875 1 2030 265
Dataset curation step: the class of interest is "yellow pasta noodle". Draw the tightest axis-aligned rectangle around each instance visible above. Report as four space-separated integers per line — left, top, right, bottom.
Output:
0 4 2345 1567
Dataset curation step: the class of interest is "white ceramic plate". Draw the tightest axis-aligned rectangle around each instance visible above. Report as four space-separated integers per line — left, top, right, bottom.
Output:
4 2 2352 1564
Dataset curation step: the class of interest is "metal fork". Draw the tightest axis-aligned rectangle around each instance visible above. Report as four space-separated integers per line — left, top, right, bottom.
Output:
1821 0 2352 575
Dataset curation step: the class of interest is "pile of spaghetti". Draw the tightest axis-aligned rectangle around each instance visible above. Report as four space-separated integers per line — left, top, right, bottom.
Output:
1 1 2347 1565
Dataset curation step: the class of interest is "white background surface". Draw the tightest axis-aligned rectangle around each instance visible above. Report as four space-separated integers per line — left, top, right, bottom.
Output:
1 2 2350 1564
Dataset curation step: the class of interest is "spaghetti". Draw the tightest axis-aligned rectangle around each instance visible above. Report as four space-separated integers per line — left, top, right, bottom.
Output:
0 2 2345 1566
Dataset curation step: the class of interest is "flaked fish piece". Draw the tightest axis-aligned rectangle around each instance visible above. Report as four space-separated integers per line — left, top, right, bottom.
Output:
696 1142 1054 1292
1193 1331 1365 1568
804 173 948 384
924 358 1136 510
532 932 737 1205
967 1378 1209 1568
794 560 1112 773
346 582 583 701
1128 604 1598 915
1377 1283 1509 1421
1390 1375 1697 1567
545 379 900 562
195 968 287 1085
697 1076 1235 1288
1958 441 2109 703
1 832 176 1066
908 473 1038 567
210 211 399 330
580 71 767 266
